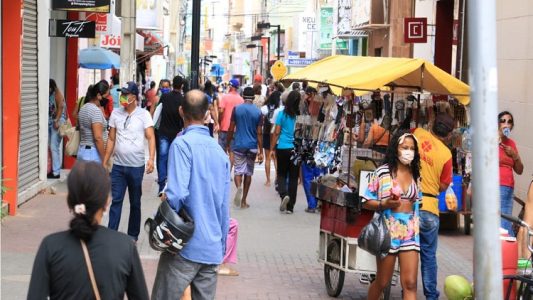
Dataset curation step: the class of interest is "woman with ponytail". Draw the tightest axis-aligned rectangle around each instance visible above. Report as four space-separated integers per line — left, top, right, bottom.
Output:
77 81 110 163
28 161 149 300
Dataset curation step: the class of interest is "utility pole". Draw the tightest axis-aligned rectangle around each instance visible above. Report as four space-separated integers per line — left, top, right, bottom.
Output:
190 0 201 89
168 0 180 79
469 0 502 299
118 0 136 87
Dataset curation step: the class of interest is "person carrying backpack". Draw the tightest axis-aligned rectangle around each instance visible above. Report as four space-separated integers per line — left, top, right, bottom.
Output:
260 91 280 186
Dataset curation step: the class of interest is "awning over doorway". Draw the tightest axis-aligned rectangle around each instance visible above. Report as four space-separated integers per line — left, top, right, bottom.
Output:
136 29 165 56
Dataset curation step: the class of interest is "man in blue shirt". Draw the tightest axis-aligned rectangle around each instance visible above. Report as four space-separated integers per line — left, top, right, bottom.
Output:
226 87 263 209
152 90 230 300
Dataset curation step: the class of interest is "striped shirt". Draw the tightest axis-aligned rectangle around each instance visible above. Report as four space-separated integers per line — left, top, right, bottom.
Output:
78 103 107 147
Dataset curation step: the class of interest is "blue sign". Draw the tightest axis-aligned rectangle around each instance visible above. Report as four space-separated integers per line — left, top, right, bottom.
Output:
285 58 317 67
210 64 225 77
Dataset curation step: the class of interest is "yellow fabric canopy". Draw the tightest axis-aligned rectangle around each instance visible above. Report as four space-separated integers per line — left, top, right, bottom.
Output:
283 55 470 105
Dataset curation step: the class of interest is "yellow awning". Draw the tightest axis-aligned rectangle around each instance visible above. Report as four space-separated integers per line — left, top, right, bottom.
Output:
283 55 470 105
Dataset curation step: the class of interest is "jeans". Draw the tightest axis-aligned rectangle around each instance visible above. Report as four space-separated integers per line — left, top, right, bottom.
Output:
157 135 175 193
48 123 62 176
500 185 515 236
108 164 145 240
152 252 218 300
76 146 101 163
419 210 440 300
302 162 325 209
276 149 300 212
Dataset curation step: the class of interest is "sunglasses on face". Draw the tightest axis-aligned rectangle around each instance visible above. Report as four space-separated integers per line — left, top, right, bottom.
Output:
499 118 513 125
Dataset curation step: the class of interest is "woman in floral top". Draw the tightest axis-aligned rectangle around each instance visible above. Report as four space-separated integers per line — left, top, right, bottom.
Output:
362 131 422 300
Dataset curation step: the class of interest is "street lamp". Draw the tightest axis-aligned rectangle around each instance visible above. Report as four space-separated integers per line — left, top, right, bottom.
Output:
246 44 264 80
257 22 281 60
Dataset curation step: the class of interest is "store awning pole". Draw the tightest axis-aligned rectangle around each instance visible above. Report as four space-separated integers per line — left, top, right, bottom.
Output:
468 0 502 298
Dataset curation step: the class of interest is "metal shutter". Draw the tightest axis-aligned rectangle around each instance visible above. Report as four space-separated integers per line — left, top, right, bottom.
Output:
18 0 39 193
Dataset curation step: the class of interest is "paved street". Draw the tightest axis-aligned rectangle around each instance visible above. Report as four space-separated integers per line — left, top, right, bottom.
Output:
1 163 473 299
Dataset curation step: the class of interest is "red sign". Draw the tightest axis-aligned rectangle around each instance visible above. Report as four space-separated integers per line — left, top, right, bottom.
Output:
452 20 459 45
85 12 108 32
100 34 121 48
404 17 427 43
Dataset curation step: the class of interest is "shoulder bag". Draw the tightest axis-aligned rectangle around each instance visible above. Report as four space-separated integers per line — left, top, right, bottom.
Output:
357 211 391 259
80 240 101 300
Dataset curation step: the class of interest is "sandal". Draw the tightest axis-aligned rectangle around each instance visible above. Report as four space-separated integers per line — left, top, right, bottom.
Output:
217 267 239 276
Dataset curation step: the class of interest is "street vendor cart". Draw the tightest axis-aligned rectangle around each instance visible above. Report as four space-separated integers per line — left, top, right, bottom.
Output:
282 55 473 297
311 154 400 299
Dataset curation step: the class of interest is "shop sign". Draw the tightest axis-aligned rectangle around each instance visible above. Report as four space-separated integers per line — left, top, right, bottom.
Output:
100 34 144 51
85 12 108 32
336 0 353 37
299 14 317 32
285 58 317 67
270 60 287 81
320 6 347 50
352 0 371 28
49 19 96 38
452 19 459 45
137 0 161 30
52 0 110 13
404 17 427 43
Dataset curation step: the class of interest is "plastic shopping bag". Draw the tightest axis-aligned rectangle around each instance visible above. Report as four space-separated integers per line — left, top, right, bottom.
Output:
357 212 391 259
445 184 458 212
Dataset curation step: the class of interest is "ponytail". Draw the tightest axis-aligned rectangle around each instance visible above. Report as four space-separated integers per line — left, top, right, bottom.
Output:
67 161 110 241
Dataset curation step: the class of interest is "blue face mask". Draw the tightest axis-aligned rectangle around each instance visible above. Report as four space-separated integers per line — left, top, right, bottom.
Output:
161 88 171 94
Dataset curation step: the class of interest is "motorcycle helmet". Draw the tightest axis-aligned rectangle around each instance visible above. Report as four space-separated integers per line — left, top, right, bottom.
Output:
144 200 195 254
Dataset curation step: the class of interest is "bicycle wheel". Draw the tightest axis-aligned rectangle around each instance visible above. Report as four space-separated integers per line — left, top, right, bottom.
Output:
324 239 345 297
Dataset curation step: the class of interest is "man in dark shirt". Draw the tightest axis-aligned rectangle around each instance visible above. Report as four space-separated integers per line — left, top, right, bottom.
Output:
156 76 185 194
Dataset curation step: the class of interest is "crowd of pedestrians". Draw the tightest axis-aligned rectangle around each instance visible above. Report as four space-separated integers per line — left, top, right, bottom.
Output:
39 73 529 300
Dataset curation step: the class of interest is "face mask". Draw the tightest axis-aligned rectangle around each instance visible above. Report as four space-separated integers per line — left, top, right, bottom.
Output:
100 97 109 107
161 88 171 94
119 95 130 108
399 150 415 165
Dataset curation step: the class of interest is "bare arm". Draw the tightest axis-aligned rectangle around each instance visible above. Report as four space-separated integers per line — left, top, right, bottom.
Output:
91 122 106 161
270 125 281 152
357 117 366 143
149 96 159 117
145 127 156 174
103 127 116 167
226 120 235 153
54 89 65 128
256 116 263 161
363 125 374 148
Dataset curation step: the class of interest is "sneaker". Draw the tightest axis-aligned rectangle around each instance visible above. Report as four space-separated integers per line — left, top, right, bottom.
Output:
279 195 289 212
285 210 293 214
305 208 316 213
233 187 243 207
47 173 60 179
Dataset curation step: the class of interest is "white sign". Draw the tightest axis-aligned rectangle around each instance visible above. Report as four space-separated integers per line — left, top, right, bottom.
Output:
300 14 317 32
337 0 352 36
358 170 374 198
352 0 371 28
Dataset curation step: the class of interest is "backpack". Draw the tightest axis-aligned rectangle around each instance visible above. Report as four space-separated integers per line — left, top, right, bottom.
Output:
263 105 276 133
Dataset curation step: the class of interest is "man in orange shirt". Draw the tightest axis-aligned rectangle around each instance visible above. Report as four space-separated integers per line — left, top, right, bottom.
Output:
412 113 454 300
218 79 244 151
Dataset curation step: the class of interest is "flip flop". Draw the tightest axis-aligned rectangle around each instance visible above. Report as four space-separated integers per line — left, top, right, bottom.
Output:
217 267 239 276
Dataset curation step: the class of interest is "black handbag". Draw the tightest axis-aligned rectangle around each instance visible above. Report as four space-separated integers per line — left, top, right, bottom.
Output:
357 211 391 259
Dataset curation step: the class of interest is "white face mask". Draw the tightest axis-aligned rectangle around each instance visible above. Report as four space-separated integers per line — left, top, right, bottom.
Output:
399 150 415 165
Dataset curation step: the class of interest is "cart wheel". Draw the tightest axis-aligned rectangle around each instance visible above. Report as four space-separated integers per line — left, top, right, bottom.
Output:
324 239 345 297
464 214 472 235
